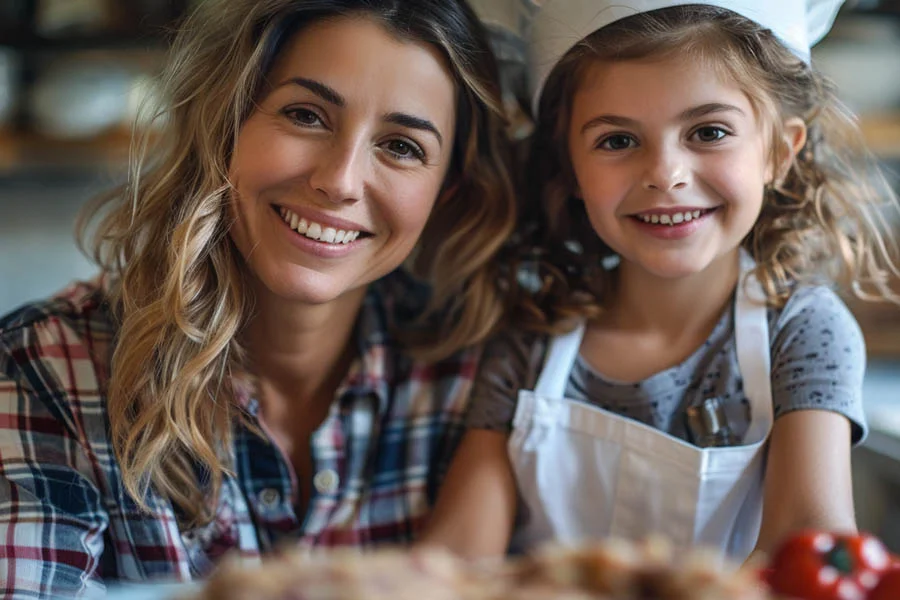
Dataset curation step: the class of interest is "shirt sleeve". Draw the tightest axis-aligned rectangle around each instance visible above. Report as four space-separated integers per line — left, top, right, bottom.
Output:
465 331 548 432
769 286 868 445
0 329 109 598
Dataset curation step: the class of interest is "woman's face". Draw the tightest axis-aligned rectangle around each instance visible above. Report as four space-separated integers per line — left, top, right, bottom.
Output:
229 16 457 306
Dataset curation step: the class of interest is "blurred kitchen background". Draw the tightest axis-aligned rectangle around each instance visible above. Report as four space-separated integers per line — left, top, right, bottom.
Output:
1 0 899 548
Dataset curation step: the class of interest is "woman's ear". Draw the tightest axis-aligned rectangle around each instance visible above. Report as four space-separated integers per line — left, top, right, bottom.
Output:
773 117 808 183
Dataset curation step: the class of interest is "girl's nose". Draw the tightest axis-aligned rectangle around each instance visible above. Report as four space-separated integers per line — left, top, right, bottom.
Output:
641 146 690 192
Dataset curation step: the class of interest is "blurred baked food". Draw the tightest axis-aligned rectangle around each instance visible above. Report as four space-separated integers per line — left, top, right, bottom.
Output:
186 538 771 600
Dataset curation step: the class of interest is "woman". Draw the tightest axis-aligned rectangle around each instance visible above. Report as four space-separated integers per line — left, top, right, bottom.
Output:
0 0 516 596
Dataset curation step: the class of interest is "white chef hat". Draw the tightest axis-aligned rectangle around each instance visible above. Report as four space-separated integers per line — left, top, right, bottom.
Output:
529 0 845 114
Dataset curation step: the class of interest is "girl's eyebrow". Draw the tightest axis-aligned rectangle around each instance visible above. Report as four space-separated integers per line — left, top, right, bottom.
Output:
580 103 746 135
678 102 746 121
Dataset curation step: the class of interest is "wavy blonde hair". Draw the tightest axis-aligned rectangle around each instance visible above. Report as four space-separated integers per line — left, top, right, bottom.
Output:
78 0 516 525
507 4 900 331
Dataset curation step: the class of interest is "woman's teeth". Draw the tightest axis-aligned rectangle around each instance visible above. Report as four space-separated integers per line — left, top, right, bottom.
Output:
638 210 703 225
279 207 360 244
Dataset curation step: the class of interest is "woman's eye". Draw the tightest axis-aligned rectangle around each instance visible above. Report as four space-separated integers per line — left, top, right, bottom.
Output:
285 108 323 127
597 134 637 151
384 139 425 161
693 126 728 142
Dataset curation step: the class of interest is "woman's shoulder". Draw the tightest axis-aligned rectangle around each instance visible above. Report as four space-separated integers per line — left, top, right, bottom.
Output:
0 279 115 438
0 278 114 340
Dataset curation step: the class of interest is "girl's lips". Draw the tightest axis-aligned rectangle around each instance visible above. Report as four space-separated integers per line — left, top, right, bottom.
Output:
631 207 717 224
629 207 717 240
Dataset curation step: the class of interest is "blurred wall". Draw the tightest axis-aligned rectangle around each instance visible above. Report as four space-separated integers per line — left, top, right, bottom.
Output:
0 178 100 314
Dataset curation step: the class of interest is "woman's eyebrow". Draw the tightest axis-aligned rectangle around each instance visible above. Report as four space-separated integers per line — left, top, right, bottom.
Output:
384 112 443 147
277 77 443 147
278 77 345 107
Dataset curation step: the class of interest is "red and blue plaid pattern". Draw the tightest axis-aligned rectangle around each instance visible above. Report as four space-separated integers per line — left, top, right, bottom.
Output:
0 273 478 598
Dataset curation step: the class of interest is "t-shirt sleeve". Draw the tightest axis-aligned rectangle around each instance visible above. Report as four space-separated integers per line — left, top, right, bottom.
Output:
770 286 868 444
465 331 548 432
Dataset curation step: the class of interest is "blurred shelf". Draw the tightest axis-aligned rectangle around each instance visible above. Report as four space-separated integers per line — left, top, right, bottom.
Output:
0 30 173 52
850 296 900 357
861 113 900 160
0 128 136 177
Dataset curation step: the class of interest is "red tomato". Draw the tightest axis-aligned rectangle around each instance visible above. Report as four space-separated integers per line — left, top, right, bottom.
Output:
868 567 900 600
767 531 890 600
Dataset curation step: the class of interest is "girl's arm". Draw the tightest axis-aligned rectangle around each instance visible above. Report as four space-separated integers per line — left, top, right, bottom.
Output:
418 428 518 559
752 409 857 558
751 287 866 559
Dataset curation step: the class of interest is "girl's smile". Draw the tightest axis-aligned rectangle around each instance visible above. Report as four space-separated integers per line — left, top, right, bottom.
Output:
568 55 782 280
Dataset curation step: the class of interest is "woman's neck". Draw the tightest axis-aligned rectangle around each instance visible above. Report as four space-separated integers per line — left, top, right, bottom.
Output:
242 282 368 409
604 250 741 342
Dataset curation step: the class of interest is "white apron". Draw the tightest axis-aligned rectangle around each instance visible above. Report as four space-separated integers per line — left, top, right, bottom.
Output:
508 254 773 561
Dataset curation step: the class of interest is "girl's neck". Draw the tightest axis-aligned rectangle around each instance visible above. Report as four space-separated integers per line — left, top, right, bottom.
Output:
603 250 741 341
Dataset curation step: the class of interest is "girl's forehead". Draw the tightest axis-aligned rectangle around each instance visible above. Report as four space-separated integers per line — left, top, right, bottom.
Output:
573 56 751 108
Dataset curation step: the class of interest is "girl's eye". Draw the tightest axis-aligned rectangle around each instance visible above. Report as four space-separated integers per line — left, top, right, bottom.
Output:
597 134 637 151
384 139 425 162
693 126 728 142
284 108 324 127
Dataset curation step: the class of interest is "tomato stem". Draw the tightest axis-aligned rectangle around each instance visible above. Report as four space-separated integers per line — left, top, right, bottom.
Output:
825 543 854 574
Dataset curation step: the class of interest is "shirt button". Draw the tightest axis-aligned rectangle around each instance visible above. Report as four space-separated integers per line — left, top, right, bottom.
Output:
258 487 281 509
313 469 340 494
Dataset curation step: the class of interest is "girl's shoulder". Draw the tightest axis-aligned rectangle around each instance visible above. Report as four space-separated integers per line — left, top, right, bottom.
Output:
768 284 862 346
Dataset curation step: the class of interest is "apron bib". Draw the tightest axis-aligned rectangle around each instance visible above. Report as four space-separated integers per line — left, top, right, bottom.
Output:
508 252 773 561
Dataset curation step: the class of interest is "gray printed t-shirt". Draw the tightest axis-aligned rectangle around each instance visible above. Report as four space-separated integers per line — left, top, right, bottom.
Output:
467 285 868 444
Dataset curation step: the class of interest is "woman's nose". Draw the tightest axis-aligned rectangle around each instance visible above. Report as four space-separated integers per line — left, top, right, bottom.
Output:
308 140 367 204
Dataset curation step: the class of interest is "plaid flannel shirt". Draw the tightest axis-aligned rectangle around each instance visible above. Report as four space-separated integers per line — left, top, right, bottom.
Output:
0 272 478 598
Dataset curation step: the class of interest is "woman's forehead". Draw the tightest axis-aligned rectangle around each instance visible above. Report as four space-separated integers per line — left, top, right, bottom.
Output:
268 17 456 113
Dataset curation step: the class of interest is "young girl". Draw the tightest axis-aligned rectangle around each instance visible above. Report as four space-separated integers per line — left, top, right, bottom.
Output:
420 0 900 563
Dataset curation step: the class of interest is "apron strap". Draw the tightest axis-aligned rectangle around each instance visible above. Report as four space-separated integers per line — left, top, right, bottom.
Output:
735 249 774 444
534 321 586 399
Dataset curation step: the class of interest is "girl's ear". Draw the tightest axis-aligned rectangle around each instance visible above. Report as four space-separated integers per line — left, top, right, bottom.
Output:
773 117 808 183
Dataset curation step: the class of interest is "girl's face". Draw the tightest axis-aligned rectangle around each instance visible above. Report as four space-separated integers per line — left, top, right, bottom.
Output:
567 54 779 280
229 16 457 306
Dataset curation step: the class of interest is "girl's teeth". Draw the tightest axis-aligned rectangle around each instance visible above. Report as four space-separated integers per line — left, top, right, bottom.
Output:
640 210 706 226
279 208 361 244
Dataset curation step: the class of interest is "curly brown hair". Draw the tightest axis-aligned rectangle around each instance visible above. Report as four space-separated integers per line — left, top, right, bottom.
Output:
505 4 900 332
